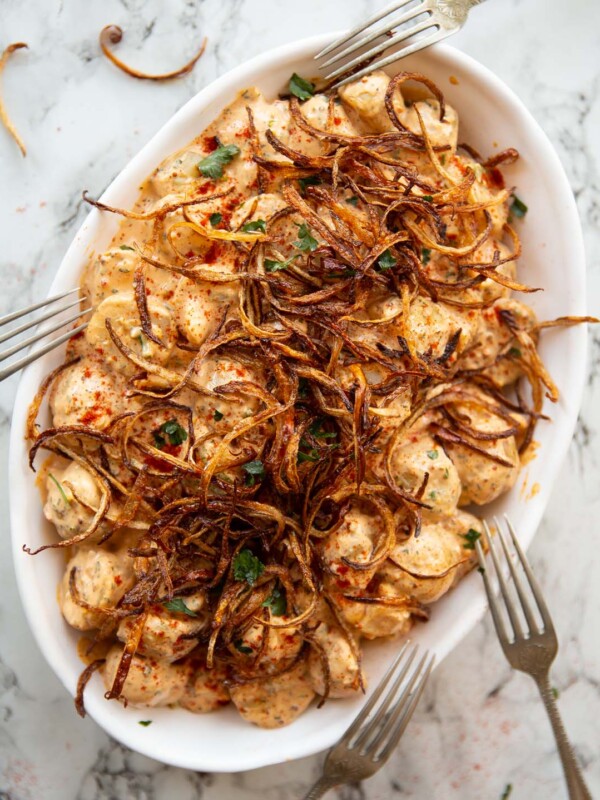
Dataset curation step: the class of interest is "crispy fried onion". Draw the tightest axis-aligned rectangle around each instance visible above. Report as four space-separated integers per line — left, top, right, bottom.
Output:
99 25 207 81
27 66 596 719
0 42 28 156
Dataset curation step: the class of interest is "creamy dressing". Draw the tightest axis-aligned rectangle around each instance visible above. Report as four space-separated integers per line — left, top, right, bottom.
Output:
38 69 532 728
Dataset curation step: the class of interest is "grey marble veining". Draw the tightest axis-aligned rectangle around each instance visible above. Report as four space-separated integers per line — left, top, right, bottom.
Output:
1 0 599 798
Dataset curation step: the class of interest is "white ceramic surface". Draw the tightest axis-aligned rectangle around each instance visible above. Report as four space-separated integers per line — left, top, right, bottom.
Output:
8 33 587 773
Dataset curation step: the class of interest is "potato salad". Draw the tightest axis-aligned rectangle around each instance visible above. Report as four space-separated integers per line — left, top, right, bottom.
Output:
27 67 565 728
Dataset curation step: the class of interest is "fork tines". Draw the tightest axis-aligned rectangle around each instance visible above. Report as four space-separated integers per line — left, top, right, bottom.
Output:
338 643 435 762
0 289 92 382
315 0 441 86
476 517 556 651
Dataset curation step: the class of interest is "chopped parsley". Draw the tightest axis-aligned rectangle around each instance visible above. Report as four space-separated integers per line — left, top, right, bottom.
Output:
462 528 482 550
293 223 319 252
153 419 188 449
233 549 265 586
209 212 222 227
242 459 265 486
500 785 513 800
421 248 432 265
552 686 560 700
429 490 437 500
308 419 337 440
427 449 439 460
136 333 151 357
262 586 287 616
298 448 320 463
298 175 321 192
510 195 528 218
119 244 135 251
346 195 359 206
377 249 397 270
234 639 254 654
298 433 325 462
138 720 153 727
241 218 267 233
422 195 433 202
48 472 71 505
197 143 240 179
477 566 486 575
440 154 447 165
163 597 199 617
264 255 298 273
508 346 522 357
289 72 315 101
213 409 224 421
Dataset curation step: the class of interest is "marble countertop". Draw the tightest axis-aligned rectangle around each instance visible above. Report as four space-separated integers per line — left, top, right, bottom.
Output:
1 0 599 797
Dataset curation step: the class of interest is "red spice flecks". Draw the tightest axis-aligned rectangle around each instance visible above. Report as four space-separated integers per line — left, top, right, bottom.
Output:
196 181 216 196
336 563 349 575
336 578 351 589
235 127 251 140
485 167 505 190
333 117 342 126
80 408 104 425
204 242 224 265
83 367 92 379
203 135 220 153
114 575 123 586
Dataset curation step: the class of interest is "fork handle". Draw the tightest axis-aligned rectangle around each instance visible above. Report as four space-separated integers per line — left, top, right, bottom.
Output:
535 675 592 800
303 776 338 799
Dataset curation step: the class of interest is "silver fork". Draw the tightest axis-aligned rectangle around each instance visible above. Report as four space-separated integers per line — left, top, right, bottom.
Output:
0 289 92 382
303 642 434 799
477 518 592 800
315 0 485 88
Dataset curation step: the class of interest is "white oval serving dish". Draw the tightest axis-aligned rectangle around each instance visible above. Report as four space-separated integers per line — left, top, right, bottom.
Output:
9 33 587 772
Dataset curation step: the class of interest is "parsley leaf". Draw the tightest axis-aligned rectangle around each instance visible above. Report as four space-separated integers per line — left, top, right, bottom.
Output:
289 73 315 101
234 639 254 654
427 449 439 460
48 472 71 505
209 212 222 227
197 143 240 179
262 586 287 616
551 686 559 700
421 248 432 265
138 720 153 727
233 549 265 586
242 459 265 486
120 244 135 251
309 420 337 439
346 195 359 206
298 175 321 192
510 195 528 218
500 785 513 800
264 255 298 273
377 249 396 270
429 490 437 500
298 439 320 463
462 528 481 550
293 223 318 252
163 597 199 617
422 195 434 202
213 409 224 421
508 346 522 358
241 219 267 233
153 419 188 449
